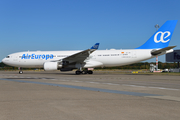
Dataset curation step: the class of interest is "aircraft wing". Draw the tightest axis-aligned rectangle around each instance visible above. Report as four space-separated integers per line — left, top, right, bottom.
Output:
62 43 99 64
151 46 176 56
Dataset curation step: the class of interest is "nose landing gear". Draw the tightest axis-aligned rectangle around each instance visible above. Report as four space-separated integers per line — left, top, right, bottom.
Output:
18 67 23 74
19 71 23 74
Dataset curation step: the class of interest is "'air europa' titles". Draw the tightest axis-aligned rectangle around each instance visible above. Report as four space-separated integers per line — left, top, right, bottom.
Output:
21 54 53 60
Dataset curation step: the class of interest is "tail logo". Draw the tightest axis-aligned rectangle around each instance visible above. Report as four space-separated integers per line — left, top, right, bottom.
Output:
92 45 99 49
154 31 171 43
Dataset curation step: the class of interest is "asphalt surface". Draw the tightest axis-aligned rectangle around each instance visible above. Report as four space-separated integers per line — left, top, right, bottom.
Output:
0 71 180 120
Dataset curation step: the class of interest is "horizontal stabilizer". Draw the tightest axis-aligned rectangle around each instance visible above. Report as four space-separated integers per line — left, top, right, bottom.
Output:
151 46 176 56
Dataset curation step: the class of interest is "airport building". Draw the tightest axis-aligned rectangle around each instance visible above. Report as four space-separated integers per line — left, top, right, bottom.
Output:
166 50 180 72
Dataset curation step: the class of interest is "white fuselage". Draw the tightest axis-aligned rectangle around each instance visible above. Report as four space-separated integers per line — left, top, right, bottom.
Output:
2 49 155 68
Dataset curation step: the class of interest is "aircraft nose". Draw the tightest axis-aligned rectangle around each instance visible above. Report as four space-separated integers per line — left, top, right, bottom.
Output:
2 58 8 64
2 58 5 63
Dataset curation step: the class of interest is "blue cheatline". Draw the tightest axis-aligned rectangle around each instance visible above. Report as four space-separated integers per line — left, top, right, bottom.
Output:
0 78 162 97
136 20 178 49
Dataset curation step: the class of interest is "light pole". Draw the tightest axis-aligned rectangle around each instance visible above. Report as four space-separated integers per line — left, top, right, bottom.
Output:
155 24 159 31
155 24 160 70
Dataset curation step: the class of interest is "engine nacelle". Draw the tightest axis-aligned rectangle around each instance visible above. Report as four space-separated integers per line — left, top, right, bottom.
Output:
44 62 62 71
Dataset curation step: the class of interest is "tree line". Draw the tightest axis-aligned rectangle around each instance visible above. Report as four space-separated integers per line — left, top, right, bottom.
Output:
0 62 179 70
97 62 179 70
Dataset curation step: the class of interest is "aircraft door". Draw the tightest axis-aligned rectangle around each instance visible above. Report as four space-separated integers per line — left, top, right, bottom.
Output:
13 55 18 62
132 51 137 58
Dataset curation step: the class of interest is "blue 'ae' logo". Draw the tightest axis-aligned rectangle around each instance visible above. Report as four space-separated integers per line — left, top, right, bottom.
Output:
154 31 171 43
21 54 54 60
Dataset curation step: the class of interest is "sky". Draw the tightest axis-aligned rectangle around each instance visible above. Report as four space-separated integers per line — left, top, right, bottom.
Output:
0 0 180 62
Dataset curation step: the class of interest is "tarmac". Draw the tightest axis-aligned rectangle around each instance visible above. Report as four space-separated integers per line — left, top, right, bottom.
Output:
0 71 180 120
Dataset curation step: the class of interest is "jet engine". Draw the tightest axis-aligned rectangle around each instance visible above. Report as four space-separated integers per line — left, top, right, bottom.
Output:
44 62 62 71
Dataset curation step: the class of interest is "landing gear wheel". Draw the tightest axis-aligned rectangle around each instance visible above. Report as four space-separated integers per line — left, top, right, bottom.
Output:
87 70 93 74
75 71 81 75
19 71 23 74
82 70 88 74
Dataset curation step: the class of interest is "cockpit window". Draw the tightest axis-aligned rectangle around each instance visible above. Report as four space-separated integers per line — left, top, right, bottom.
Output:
6 56 10 58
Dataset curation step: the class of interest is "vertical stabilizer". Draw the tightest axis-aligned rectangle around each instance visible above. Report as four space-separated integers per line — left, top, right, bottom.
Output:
136 20 178 49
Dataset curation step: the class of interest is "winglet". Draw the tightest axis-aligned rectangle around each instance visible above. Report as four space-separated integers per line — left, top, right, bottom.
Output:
91 43 100 49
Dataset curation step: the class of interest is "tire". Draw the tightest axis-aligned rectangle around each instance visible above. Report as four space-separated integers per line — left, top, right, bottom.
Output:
82 71 87 74
87 70 93 74
75 71 81 75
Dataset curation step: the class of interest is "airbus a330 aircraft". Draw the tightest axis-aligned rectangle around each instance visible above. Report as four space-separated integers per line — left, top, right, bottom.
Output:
2 20 178 75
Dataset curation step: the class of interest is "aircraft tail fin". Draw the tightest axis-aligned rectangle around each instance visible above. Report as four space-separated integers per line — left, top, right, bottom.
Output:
136 20 178 49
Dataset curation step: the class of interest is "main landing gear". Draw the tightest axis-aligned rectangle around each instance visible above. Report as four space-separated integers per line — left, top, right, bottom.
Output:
75 70 93 75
